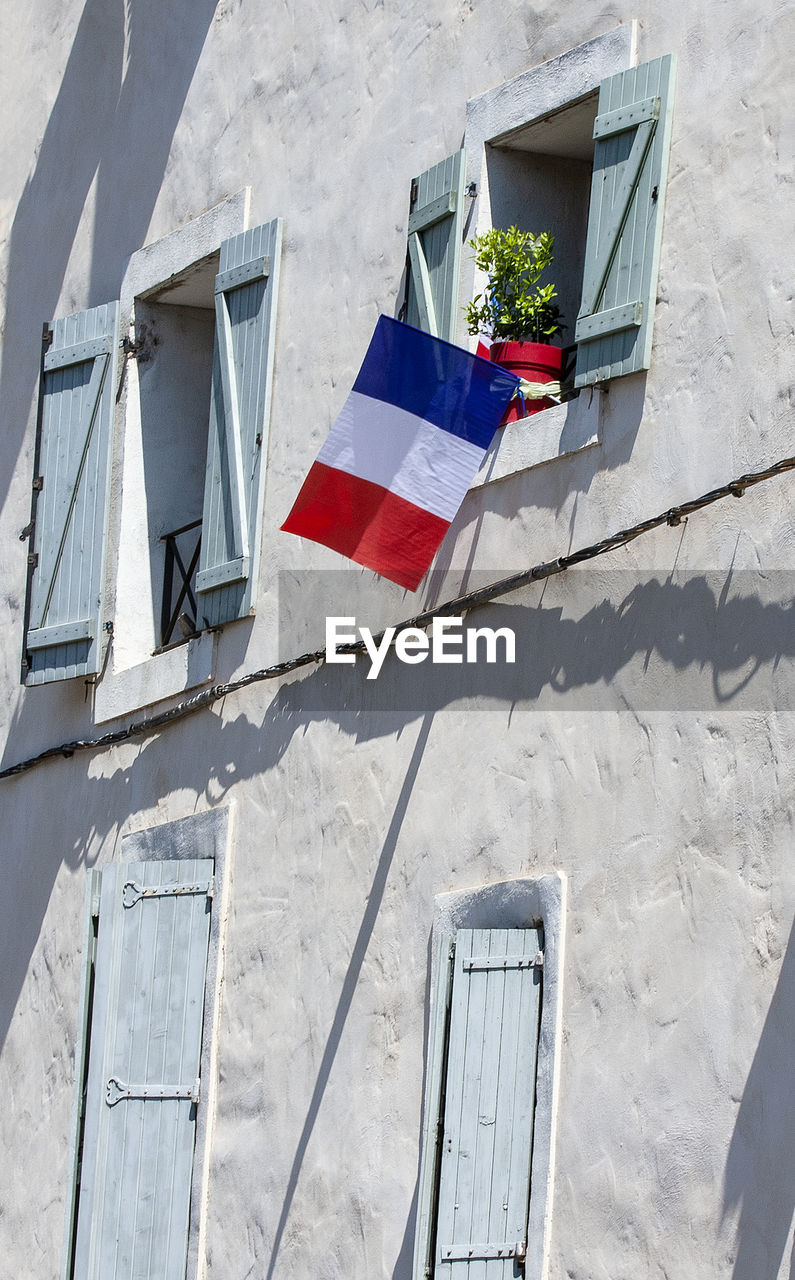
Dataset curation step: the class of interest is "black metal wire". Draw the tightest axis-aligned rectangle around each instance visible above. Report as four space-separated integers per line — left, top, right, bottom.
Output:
2 454 793 781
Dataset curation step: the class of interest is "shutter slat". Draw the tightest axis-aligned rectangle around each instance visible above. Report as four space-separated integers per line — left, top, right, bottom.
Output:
197 219 281 626
73 860 213 1280
24 302 119 684
405 151 466 344
575 55 676 387
434 928 543 1279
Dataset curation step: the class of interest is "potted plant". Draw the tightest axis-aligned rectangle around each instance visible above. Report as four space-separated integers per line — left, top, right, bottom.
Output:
465 226 565 420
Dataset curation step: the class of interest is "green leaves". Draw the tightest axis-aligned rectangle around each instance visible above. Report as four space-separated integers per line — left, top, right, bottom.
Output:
464 226 563 343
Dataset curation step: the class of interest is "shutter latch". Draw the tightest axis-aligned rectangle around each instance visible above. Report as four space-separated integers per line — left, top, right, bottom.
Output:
106 1075 201 1107
122 877 214 908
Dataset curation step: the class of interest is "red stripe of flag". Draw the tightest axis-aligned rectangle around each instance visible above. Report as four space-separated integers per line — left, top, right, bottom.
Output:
281 461 450 591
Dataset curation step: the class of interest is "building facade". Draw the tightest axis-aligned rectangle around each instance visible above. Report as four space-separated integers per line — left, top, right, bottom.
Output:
0 2 793 1277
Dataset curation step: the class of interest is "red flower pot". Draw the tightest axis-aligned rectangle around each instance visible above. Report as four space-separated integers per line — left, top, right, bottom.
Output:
489 341 565 423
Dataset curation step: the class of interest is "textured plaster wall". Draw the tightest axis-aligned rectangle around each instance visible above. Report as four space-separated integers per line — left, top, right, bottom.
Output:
0 2 793 1279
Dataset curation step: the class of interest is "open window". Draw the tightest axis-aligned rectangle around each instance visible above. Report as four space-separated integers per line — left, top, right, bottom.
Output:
22 203 283 686
403 32 676 411
122 218 282 658
475 48 676 391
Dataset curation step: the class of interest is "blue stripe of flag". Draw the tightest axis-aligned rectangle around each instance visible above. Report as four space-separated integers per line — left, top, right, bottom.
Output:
352 316 519 449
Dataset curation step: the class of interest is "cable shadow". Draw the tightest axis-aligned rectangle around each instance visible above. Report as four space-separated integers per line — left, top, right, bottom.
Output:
0 0 219 509
723 914 795 1279
0 572 792 1063
263 711 434 1280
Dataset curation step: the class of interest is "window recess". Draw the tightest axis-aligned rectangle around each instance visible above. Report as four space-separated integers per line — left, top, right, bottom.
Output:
431 928 543 1278
63 858 214 1280
474 53 676 391
131 220 282 653
414 876 566 1280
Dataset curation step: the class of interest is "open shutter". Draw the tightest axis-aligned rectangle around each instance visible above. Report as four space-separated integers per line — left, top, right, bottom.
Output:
73 859 213 1280
405 151 466 343
574 55 676 387
434 929 543 1279
23 303 119 684
196 219 282 626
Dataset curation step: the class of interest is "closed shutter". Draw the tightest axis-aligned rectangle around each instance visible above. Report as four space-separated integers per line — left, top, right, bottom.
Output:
574 55 676 387
72 859 213 1280
405 151 467 343
434 929 543 1279
196 219 282 626
23 303 119 685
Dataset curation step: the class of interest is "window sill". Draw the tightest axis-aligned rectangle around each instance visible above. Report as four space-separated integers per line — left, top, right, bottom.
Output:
471 385 603 489
93 630 216 724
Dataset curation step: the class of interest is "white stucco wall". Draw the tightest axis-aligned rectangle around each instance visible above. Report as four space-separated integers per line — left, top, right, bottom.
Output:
0 2 793 1278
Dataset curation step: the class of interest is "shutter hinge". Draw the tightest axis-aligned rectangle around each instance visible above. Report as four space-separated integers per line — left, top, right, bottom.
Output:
122 876 214 908
27 552 39 568
106 1075 201 1107
42 323 53 351
121 334 140 357
32 475 44 491
466 181 477 198
410 178 419 207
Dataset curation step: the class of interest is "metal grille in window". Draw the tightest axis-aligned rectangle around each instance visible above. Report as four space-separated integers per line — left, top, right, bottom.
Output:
160 519 202 647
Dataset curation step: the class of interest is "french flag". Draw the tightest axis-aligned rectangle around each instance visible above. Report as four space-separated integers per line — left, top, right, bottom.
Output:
281 316 519 591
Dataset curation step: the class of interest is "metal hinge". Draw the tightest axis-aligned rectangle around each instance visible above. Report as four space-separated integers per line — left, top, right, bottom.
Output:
122 876 214 908
32 475 43 491
106 1075 201 1107
27 552 39 568
463 951 543 972
440 1240 526 1262
410 178 419 206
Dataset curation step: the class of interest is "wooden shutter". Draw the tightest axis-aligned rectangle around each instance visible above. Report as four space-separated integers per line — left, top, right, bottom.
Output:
405 151 466 343
434 929 543 1279
196 219 282 626
72 859 213 1280
574 55 676 387
23 303 119 685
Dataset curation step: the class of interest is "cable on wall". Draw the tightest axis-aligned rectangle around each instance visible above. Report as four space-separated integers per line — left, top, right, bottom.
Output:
1 454 793 782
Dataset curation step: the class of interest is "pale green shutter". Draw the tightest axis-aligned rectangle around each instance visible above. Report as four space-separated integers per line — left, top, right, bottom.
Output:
196 219 282 626
23 303 119 684
434 929 543 1279
406 151 466 343
574 55 676 387
72 859 213 1280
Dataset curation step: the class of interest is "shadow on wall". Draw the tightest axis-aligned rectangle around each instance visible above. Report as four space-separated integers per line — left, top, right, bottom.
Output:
724 914 795 1280
0 570 794 1272
1 569 794 1063
0 0 219 509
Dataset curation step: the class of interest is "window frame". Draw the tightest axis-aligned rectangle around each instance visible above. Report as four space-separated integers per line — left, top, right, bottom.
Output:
457 26 637 482
413 873 566 1280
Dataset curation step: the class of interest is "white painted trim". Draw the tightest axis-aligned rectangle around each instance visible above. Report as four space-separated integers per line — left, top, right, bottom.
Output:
93 630 216 724
413 874 566 1280
471 388 604 488
120 190 251 316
